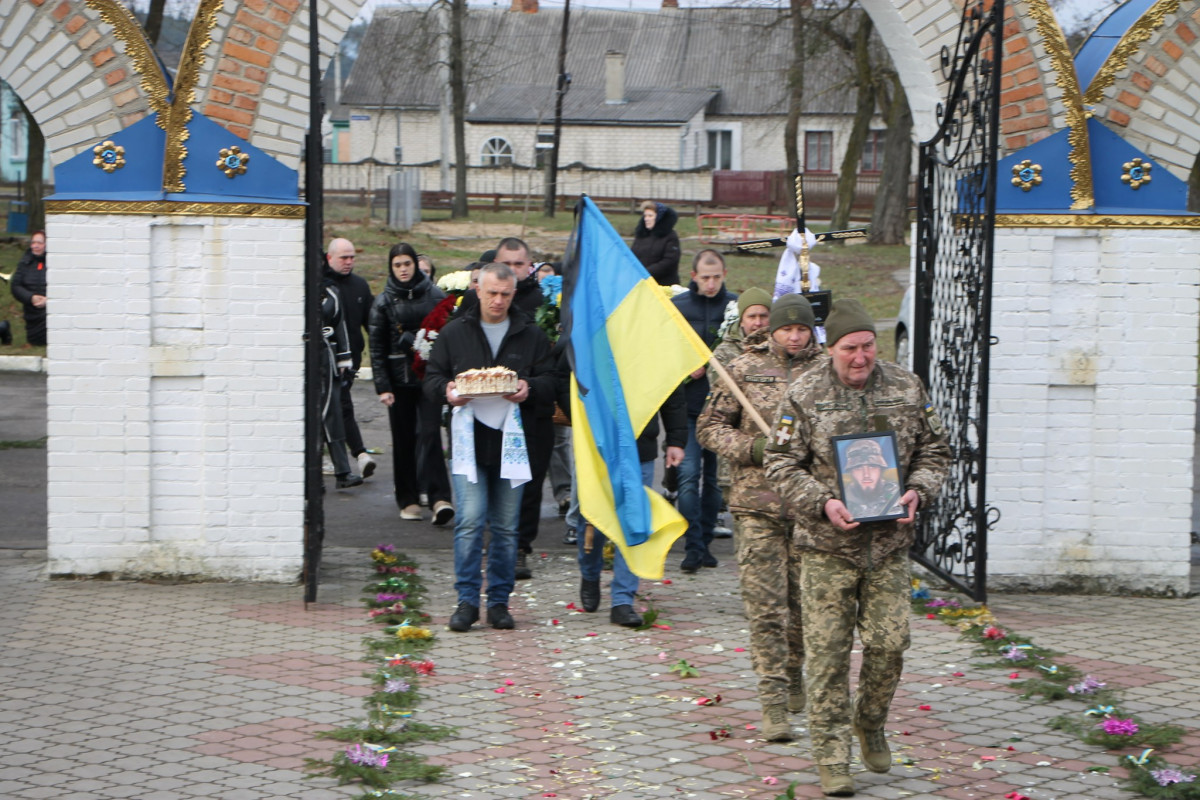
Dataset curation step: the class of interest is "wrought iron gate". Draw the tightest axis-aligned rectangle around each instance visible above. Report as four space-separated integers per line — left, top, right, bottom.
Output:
910 0 1003 602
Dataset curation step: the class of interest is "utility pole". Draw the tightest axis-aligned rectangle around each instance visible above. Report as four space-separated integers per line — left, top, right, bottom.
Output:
450 0 468 218
437 0 451 192
543 0 570 217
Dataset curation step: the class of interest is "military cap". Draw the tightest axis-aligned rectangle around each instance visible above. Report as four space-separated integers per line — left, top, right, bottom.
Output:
769 293 816 333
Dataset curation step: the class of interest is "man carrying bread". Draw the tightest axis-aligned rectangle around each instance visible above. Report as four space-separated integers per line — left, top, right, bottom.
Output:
423 262 554 633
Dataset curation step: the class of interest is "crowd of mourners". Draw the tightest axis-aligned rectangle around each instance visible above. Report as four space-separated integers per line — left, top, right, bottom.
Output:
319 198 952 796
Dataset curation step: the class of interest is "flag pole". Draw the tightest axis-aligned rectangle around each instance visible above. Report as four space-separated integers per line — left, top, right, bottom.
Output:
707 355 772 436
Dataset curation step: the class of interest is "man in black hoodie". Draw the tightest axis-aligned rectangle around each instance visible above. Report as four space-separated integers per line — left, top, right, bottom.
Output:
325 238 376 479
671 249 738 574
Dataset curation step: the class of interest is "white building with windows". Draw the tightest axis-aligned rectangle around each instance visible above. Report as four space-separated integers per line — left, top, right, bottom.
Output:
338 5 886 201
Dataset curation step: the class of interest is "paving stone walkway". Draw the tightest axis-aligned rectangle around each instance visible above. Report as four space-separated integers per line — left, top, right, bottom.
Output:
1 543 1198 800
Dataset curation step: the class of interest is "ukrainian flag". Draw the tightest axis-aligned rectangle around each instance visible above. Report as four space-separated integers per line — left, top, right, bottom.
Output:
564 197 712 579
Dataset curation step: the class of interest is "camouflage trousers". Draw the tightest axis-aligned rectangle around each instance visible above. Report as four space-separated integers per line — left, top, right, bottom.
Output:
734 514 803 706
800 550 910 765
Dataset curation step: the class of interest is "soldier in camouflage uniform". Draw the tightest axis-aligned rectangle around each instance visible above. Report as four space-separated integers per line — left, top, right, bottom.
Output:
708 287 773 539
763 299 950 796
697 293 821 742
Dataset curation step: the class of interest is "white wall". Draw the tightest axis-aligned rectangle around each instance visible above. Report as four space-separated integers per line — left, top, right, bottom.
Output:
986 225 1200 595
44 213 306 582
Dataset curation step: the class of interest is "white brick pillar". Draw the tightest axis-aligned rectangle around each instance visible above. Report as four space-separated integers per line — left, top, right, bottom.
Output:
987 224 1200 595
45 213 306 581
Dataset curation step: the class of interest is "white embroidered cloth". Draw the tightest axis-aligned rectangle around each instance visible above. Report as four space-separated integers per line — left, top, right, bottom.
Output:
450 398 531 487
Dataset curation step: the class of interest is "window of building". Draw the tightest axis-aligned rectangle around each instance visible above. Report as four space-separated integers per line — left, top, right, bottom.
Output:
805 130 833 173
480 136 513 167
8 111 25 162
860 130 885 173
707 130 733 170
535 132 554 169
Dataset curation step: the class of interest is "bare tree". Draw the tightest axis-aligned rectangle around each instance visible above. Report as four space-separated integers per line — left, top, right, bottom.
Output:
868 71 911 245
144 0 166 45
783 0 806 216
449 0 468 218
17 96 44 234
825 10 875 233
542 0 570 218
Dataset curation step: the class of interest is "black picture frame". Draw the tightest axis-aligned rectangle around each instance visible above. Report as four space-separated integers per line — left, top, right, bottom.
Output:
831 431 906 523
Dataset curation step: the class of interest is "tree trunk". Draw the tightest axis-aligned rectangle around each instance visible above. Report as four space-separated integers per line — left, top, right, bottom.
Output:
783 0 805 216
144 0 166 45
869 73 912 245
543 0 570 218
18 97 44 234
830 14 874 233
450 0 468 219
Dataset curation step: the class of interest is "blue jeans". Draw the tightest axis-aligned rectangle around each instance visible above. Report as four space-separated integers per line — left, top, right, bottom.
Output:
568 461 649 607
678 416 721 561
451 466 524 608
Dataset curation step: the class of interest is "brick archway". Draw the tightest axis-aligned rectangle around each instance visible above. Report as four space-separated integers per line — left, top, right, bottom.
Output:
1085 4 1200 183
0 0 366 171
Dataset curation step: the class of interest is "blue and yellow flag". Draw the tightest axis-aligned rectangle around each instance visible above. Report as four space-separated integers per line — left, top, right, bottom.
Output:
563 197 711 579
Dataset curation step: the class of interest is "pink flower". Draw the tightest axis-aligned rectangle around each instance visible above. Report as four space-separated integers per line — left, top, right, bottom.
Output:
762 776 779 785
1101 718 1139 736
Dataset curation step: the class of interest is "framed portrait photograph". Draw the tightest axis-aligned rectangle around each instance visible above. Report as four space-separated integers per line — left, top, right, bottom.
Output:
831 431 906 523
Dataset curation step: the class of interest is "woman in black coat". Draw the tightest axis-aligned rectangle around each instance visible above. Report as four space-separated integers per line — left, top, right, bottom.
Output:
630 201 681 286
10 230 47 346
368 242 454 525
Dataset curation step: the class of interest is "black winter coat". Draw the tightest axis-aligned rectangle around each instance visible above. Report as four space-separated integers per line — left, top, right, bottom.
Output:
672 282 738 416
323 266 373 371
423 306 555 466
368 270 446 393
631 204 682 286
10 248 46 319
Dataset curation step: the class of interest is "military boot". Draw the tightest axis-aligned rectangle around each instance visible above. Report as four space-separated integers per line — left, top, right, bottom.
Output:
853 725 891 773
817 763 854 796
760 703 792 742
787 674 806 713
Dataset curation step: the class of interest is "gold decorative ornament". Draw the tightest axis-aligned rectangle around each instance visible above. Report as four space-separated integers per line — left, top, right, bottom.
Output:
1121 158 1153 189
45 199 306 219
92 140 126 173
994 213 1200 229
1026 0 1094 210
1010 160 1043 192
1082 0 1181 106
85 0 223 193
217 146 250 178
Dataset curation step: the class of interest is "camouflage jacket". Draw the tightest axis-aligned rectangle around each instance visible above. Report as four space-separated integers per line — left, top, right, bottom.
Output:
708 326 746 375
763 357 951 568
696 329 822 519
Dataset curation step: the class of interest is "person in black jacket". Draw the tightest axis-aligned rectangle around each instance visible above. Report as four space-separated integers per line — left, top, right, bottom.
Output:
671 249 738 573
325 238 376 478
423 263 554 632
631 201 682 286
369 243 453 525
320 274 362 489
10 231 47 346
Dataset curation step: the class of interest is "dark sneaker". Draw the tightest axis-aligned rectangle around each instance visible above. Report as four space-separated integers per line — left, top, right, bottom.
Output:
563 527 578 545
557 498 570 516
448 602 478 632
701 553 719 568
432 501 455 526
680 556 701 574
335 473 363 489
580 578 600 612
486 605 514 630
609 604 643 627
515 552 532 580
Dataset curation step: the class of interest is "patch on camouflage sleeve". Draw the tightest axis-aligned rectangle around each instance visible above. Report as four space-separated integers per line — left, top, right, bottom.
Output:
923 402 945 436
768 414 796 450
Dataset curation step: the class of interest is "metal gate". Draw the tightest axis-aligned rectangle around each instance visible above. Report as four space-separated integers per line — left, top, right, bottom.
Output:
910 0 1003 602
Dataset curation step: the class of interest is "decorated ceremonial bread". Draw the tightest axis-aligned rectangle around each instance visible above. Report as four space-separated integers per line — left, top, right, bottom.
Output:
455 366 518 396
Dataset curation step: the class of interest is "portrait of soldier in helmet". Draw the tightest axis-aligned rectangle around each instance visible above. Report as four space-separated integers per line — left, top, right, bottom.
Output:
834 434 906 522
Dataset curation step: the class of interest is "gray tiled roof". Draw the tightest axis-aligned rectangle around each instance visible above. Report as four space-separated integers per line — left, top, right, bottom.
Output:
466 84 719 124
342 6 860 118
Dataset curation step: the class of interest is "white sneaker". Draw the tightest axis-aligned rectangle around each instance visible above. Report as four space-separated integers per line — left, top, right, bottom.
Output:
322 457 335 476
357 451 376 479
